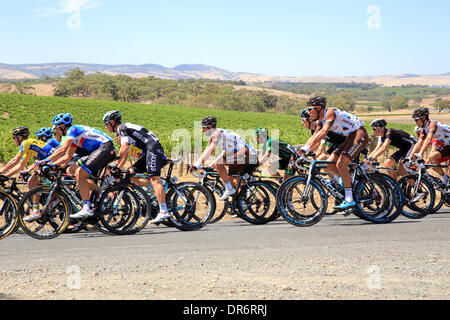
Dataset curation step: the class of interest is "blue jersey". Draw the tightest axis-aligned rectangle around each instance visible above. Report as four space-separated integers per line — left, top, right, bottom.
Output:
42 138 60 155
66 125 113 152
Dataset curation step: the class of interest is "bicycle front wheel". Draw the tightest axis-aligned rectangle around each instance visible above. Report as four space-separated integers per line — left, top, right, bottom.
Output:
18 185 71 240
166 182 216 231
0 191 19 240
398 175 435 219
276 176 328 227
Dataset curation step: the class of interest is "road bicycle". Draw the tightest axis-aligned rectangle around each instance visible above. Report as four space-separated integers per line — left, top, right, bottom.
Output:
130 158 216 231
192 166 278 225
17 163 151 239
398 159 449 219
276 152 399 227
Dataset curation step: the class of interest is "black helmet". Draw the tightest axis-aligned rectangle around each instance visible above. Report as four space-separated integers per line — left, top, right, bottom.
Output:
307 96 327 108
370 119 387 128
412 108 429 119
11 127 30 139
103 110 122 124
201 117 217 128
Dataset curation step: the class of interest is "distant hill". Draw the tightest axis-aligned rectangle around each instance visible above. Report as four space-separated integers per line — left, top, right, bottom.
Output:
1 62 450 86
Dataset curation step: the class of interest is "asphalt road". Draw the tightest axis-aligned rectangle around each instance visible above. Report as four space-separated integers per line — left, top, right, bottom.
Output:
1 209 449 300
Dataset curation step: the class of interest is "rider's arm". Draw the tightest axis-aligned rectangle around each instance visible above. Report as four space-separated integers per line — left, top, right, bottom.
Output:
5 158 28 178
417 122 436 158
51 138 77 167
259 151 271 165
300 111 335 153
368 139 391 160
117 142 130 170
0 153 22 175
195 133 219 167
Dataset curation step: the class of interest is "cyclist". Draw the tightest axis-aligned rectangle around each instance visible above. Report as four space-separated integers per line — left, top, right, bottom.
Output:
254 127 297 181
298 96 369 210
410 108 450 186
366 119 417 179
300 107 346 161
189 117 259 200
102 110 171 224
44 113 116 219
0 127 59 221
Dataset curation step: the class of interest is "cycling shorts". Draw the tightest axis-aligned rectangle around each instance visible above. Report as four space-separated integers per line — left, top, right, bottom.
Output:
130 141 166 177
333 127 369 160
78 141 116 177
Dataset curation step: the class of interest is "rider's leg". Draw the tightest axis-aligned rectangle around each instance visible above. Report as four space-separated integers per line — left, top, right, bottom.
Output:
383 158 397 180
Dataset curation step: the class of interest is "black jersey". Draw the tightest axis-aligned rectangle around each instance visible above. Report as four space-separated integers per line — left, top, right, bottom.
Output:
380 128 417 150
116 123 159 151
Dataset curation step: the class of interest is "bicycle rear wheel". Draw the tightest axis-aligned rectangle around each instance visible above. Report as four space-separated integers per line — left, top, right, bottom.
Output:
18 185 71 240
0 191 19 240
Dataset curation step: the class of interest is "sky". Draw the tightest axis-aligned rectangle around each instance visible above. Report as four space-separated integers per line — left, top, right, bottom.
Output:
0 0 449 77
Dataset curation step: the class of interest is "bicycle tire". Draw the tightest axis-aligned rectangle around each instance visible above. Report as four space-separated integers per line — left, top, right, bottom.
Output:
276 176 328 227
18 185 71 240
425 175 445 214
398 175 435 219
165 182 216 231
236 181 278 225
0 191 19 240
97 184 144 235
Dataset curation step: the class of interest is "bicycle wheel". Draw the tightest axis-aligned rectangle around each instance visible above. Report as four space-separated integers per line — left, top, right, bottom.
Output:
398 175 435 219
425 175 445 214
276 176 328 227
166 182 216 231
201 178 233 224
18 185 71 240
353 175 398 223
366 173 404 223
0 191 19 240
236 181 278 225
96 185 143 235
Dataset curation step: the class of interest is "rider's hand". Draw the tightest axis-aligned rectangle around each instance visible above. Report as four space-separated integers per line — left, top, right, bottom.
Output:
35 158 49 167
189 163 201 173
412 153 422 161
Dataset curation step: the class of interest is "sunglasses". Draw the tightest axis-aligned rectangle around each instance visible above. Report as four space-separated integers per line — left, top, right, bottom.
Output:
413 118 421 122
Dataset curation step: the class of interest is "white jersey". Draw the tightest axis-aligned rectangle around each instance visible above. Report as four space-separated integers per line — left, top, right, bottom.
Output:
215 129 257 156
421 120 450 145
323 108 364 137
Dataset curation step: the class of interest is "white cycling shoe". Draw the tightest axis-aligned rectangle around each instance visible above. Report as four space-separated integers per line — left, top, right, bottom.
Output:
219 188 236 201
151 212 172 224
70 209 95 219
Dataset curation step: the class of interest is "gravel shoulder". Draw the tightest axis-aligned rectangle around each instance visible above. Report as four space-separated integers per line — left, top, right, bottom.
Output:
1 212 449 300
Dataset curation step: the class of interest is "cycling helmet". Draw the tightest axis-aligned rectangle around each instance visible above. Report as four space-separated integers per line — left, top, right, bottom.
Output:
412 108 429 119
307 96 327 108
201 117 217 128
11 127 29 139
299 107 313 119
36 127 53 138
370 119 387 128
52 113 73 126
254 127 268 137
103 110 122 124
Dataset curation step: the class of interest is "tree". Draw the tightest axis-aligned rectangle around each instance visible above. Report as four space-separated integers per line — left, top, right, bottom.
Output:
390 96 409 110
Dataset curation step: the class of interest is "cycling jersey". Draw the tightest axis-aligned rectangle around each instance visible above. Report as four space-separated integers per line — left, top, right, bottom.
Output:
322 108 364 136
378 129 417 150
214 129 258 157
66 125 113 152
420 121 450 146
116 123 159 151
18 138 52 162
262 138 297 159
42 138 60 156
